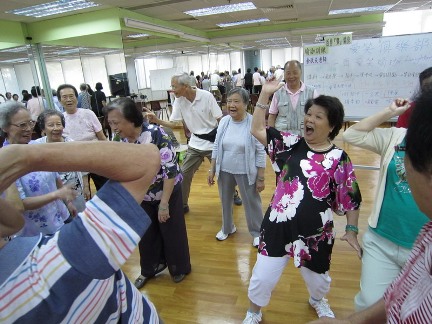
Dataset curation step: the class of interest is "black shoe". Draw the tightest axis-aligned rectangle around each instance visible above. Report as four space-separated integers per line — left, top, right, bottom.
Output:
233 190 242 206
183 205 190 213
134 263 167 289
172 273 186 283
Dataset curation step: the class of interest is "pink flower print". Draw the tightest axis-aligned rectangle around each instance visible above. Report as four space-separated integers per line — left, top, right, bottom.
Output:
307 172 331 200
286 239 311 268
159 147 173 163
320 208 333 226
270 176 304 222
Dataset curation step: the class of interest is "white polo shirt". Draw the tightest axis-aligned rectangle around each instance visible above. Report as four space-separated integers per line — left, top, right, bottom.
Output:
170 89 222 151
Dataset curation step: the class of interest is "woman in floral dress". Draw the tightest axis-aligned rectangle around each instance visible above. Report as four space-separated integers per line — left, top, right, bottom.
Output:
0 102 77 237
106 98 191 287
242 79 362 324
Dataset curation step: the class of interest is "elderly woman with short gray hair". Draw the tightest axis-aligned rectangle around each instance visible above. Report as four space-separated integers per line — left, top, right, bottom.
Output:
208 87 266 247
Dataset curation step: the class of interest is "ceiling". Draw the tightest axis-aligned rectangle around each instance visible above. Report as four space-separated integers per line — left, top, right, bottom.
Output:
0 0 431 63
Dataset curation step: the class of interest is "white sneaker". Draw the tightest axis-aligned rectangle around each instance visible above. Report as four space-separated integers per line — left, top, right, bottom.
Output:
309 297 335 318
215 225 237 241
242 310 262 324
252 237 260 247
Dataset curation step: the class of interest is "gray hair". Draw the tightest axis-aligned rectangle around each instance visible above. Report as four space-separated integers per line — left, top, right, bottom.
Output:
0 101 28 137
227 87 250 105
172 73 192 87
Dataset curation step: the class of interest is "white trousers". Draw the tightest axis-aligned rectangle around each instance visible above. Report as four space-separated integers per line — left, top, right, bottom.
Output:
354 229 411 311
248 253 331 307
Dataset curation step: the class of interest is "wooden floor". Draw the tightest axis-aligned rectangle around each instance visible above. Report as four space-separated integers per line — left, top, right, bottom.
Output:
120 126 383 324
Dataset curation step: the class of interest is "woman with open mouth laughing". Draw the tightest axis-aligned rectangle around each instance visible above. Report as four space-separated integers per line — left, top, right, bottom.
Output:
242 78 362 324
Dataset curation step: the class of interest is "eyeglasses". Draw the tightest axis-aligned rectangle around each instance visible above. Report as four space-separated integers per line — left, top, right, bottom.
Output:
10 120 36 130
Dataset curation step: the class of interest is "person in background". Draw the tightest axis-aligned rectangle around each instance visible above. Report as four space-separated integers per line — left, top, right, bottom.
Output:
268 60 318 134
58 83 107 192
92 81 107 118
396 66 432 128
0 94 6 103
21 93 32 106
77 83 92 109
244 68 253 94
5 92 12 101
252 67 262 94
0 140 162 323
35 110 90 212
0 101 77 237
51 89 63 112
26 86 46 121
236 68 244 88
243 79 362 323
201 75 211 91
308 86 432 324
343 98 429 310
106 98 191 287
12 94 19 101
208 88 265 247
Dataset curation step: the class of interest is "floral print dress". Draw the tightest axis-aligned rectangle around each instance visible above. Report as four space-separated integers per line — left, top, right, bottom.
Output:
123 123 182 201
259 127 361 274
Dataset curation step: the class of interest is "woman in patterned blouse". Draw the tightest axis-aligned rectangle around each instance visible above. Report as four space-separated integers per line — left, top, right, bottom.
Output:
106 98 191 288
242 79 363 324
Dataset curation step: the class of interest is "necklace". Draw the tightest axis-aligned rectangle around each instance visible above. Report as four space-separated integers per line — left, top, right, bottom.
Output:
305 139 333 152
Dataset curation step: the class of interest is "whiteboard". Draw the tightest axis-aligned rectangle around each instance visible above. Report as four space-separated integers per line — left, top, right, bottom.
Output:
303 33 432 118
149 67 181 91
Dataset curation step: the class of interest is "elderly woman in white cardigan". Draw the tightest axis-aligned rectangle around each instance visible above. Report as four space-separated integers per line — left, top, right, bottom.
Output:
208 87 266 247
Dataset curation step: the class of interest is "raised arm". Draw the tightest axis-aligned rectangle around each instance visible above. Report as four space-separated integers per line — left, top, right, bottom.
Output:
0 142 160 203
144 107 182 129
350 99 409 132
251 79 284 145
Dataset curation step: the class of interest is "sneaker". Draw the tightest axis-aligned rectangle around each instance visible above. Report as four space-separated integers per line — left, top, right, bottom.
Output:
252 237 260 247
215 225 237 241
233 190 242 206
309 297 335 318
242 310 262 324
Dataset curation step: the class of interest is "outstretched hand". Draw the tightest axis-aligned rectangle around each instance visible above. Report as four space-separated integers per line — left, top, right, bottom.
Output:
261 76 285 96
340 231 363 259
143 107 158 123
388 98 410 116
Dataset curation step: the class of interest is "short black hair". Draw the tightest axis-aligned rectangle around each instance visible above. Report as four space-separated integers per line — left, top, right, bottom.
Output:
37 109 65 131
31 86 41 97
406 86 432 173
419 67 432 87
304 95 344 140
95 82 103 90
57 84 78 98
105 97 143 127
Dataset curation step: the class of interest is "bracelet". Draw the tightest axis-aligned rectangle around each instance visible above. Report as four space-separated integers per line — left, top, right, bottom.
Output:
345 225 359 234
257 177 265 181
158 205 169 211
255 102 270 110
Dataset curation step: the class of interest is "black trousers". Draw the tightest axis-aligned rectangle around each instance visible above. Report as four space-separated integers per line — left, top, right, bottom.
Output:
139 183 191 277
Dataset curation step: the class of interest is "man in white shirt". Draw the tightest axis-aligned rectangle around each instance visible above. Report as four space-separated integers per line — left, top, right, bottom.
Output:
146 73 242 213
252 67 262 94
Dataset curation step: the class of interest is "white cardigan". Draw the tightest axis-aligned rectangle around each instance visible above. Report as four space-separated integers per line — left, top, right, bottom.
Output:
343 126 406 228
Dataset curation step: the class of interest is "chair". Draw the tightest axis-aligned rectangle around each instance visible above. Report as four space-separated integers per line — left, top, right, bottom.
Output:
248 94 259 113
150 100 168 121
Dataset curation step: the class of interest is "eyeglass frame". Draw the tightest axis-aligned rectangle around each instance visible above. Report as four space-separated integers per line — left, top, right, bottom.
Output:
9 120 36 130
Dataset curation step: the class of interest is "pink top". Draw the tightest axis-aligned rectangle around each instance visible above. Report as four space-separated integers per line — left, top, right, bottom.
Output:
63 108 103 141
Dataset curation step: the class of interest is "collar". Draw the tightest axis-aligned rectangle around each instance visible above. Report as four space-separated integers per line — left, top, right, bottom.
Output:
0 235 41 285
285 81 305 95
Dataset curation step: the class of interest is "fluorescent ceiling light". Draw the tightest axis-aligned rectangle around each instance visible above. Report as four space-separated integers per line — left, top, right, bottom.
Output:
217 18 270 28
127 33 150 38
124 18 210 42
185 2 256 17
6 0 99 18
329 5 394 15
124 18 184 36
